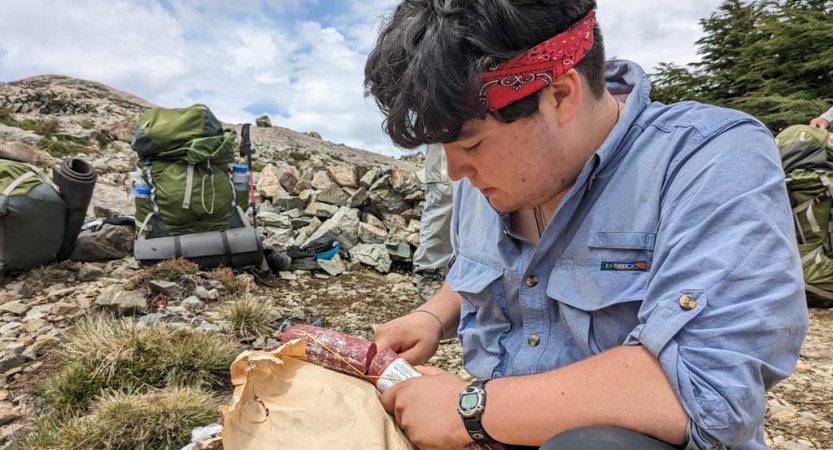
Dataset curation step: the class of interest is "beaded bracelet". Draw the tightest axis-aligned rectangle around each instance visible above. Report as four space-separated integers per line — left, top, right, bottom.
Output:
413 309 445 340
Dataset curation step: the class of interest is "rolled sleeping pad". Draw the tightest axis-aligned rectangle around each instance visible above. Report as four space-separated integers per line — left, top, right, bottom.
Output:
133 225 264 269
52 158 97 261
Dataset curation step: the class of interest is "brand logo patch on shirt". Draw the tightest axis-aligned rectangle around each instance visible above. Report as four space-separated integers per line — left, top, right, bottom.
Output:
600 261 650 271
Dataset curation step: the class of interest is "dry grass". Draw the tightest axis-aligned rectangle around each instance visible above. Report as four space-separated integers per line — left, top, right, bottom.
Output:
13 387 220 450
221 295 275 339
39 315 237 413
124 258 199 291
207 267 249 298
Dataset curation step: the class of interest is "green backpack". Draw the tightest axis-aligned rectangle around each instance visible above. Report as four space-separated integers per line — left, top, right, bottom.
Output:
778 124 833 307
131 104 249 238
0 160 66 275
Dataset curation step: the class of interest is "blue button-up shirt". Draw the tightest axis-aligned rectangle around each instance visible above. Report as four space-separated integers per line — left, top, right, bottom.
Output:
446 60 809 450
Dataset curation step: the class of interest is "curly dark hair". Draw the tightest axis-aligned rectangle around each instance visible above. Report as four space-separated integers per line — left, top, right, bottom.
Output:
364 0 606 148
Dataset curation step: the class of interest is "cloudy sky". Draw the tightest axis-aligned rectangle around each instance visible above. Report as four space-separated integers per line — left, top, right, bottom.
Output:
0 0 722 157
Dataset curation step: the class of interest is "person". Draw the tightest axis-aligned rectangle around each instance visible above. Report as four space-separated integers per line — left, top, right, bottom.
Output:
363 1 809 450
810 106 833 130
413 143 455 302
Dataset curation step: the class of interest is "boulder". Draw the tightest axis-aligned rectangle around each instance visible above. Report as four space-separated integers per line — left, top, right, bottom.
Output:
273 196 306 212
327 165 358 188
317 184 350 206
370 174 391 191
391 168 421 194
305 131 322 139
78 263 105 282
362 213 386 230
256 115 272 127
275 162 301 193
258 212 292 229
360 167 381 188
347 187 369 208
304 202 339 219
359 223 388 244
0 301 29 316
303 207 360 249
256 164 288 200
0 124 43 146
350 244 392 273
318 254 346 277
387 240 413 262
369 190 409 214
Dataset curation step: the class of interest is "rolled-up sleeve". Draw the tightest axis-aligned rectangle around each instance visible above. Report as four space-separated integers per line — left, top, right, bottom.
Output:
623 120 809 449
821 105 833 122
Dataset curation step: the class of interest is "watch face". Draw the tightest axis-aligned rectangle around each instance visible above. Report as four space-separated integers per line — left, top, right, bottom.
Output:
459 392 479 411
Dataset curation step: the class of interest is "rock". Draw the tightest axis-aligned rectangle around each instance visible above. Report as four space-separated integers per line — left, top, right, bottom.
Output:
305 131 322 139
276 162 301 193
350 244 392 273
782 443 814 450
347 187 369 208
290 217 313 230
402 209 422 222
70 224 134 262
316 183 350 206
259 211 292 229
182 296 206 312
383 214 408 231
391 168 421 194
0 322 21 336
360 167 381 188
303 207 361 249
312 171 350 206
407 232 421 248
104 119 135 143
31 336 59 356
304 202 339 219
0 142 37 164
139 313 162 326
51 301 79 316
370 174 391 191
362 213 386 230
327 166 358 188
0 301 29 316
95 285 146 315
359 223 388 244
274 195 306 211
256 115 272 127
405 191 425 202
0 124 43 146
387 240 413 261
0 355 25 374
256 164 288 200
0 403 17 427
370 190 409 214
148 280 182 298
278 271 297 281
194 286 212 300
7 280 35 299
78 263 105 282
318 254 346 277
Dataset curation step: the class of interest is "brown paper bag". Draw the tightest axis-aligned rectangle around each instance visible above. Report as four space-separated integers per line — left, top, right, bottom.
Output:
221 340 417 450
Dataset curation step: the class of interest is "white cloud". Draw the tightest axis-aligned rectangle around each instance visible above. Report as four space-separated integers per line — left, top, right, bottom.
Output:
0 0 722 157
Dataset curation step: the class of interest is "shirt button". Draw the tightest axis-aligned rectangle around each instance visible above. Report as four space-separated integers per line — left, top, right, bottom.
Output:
679 294 697 311
525 275 539 287
528 335 541 347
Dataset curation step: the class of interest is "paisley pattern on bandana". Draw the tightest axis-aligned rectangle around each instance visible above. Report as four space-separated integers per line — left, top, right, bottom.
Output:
479 11 597 112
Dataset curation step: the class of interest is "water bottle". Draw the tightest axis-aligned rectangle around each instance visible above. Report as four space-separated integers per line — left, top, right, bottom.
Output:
232 164 250 210
232 164 249 191
132 185 152 222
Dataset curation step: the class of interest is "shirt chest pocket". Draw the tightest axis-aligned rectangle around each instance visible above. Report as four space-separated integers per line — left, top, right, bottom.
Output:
547 231 654 353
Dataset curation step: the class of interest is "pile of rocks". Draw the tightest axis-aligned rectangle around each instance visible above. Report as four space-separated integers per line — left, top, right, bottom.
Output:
255 162 424 274
0 90 95 116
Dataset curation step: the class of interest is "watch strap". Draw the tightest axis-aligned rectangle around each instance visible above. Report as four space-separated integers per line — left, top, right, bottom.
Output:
462 379 496 444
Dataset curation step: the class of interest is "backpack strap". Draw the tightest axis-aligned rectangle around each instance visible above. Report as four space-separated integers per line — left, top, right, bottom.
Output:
183 163 195 210
2 171 37 196
806 285 833 301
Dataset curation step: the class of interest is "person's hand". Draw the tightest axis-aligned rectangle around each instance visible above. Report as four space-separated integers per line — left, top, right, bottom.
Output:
374 312 443 366
381 366 472 450
810 116 830 129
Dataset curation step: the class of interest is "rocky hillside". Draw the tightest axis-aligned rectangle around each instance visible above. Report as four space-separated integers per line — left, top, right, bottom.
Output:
0 75 830 450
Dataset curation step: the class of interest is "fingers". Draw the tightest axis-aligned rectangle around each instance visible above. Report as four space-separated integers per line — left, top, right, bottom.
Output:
380 382 399 414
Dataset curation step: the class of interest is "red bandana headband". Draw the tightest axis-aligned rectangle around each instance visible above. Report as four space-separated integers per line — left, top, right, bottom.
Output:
479 11 597 112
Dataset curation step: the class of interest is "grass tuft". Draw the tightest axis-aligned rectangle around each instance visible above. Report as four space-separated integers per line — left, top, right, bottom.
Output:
222 296 275 339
